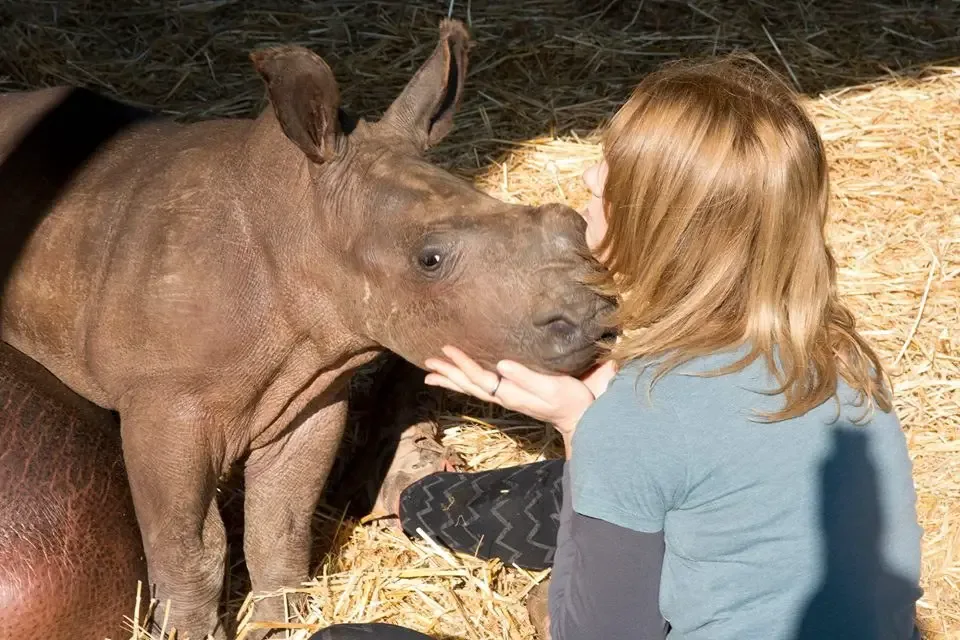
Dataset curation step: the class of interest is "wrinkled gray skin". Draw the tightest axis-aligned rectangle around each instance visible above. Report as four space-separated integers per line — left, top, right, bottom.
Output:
0 19 610 639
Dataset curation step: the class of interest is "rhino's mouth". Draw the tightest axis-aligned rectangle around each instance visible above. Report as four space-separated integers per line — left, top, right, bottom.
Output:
545 328 618 374
542 341 601 376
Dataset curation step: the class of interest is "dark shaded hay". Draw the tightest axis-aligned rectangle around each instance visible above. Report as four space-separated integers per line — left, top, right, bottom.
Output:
2 0 958 175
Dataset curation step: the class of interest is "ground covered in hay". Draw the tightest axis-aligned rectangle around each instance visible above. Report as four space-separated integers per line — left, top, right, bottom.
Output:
2 1 958 639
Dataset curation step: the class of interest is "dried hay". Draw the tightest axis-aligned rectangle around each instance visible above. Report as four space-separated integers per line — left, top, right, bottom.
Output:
3 0 959 174
1 1 957 639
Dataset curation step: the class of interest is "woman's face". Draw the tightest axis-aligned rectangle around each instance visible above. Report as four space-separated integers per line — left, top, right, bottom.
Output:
580 159 610 259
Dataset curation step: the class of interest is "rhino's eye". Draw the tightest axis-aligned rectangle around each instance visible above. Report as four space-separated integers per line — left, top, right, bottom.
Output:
418 250 443 271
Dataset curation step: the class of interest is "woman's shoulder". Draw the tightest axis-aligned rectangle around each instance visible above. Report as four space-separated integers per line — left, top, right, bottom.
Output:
573 356 695 458
603 344 901 437
603 344 764 412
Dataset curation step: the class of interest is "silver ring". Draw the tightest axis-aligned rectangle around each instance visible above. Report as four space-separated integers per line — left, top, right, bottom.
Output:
490 375 502 396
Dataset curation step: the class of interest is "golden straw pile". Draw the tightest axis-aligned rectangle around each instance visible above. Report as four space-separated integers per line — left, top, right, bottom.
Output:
1 1 957 638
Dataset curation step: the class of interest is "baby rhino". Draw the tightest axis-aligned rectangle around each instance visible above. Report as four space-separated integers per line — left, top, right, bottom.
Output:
0 18 611 639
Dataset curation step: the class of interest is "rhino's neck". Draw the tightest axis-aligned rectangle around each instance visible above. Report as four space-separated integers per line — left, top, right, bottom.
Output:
234 110 377 368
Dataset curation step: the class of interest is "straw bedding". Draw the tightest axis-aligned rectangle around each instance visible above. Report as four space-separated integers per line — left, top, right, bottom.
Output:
0 1 957 638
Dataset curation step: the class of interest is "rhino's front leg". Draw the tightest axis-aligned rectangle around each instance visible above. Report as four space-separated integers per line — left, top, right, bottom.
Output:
242 389 349 639
119 392 228 640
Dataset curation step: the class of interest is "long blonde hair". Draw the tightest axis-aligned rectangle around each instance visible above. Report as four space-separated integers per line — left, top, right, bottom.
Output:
589 53 892 421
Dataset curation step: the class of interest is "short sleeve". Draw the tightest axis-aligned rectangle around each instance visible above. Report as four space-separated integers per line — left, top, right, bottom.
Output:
569 367 688 534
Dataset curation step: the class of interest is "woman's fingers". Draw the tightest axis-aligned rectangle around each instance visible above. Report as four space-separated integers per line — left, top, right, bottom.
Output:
423 346 597 429
487 378 557 418
424 356 497 402
440 345 502 395
424 355 557 420
436 346 571 406
495 360 565 401
423 373 468 397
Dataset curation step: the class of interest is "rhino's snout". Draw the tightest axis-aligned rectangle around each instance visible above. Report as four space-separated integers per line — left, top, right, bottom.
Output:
531 295 615 376
517 203 616 376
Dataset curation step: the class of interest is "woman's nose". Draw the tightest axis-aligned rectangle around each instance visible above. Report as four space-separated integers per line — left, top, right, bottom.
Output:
582 163 603 198
582 163 596 189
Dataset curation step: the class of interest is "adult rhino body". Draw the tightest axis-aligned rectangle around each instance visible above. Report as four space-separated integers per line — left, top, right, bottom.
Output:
0 341 149 640
0 19 610 640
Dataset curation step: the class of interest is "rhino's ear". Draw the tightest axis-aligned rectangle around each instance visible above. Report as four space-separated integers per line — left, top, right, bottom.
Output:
380 19 470 150
250 46 344 164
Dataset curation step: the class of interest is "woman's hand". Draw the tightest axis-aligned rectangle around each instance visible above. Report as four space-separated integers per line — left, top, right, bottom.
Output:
423 345 617 438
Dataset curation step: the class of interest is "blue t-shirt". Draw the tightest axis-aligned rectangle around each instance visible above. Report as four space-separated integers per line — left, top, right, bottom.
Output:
569 345 923 640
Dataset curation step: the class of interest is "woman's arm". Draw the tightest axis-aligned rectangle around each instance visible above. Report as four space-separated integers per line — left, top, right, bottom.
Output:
547 463 669 640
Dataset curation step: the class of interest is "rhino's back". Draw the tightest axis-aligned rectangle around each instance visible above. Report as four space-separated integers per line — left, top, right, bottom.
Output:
0 86 252 403
0 87 165 405
0 85 273 408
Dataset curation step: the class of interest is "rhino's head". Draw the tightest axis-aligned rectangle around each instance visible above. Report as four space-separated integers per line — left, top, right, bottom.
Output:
250 19 613 375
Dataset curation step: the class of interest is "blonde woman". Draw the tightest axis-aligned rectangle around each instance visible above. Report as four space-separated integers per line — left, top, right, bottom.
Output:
306 53 922 640
409 53 923 640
